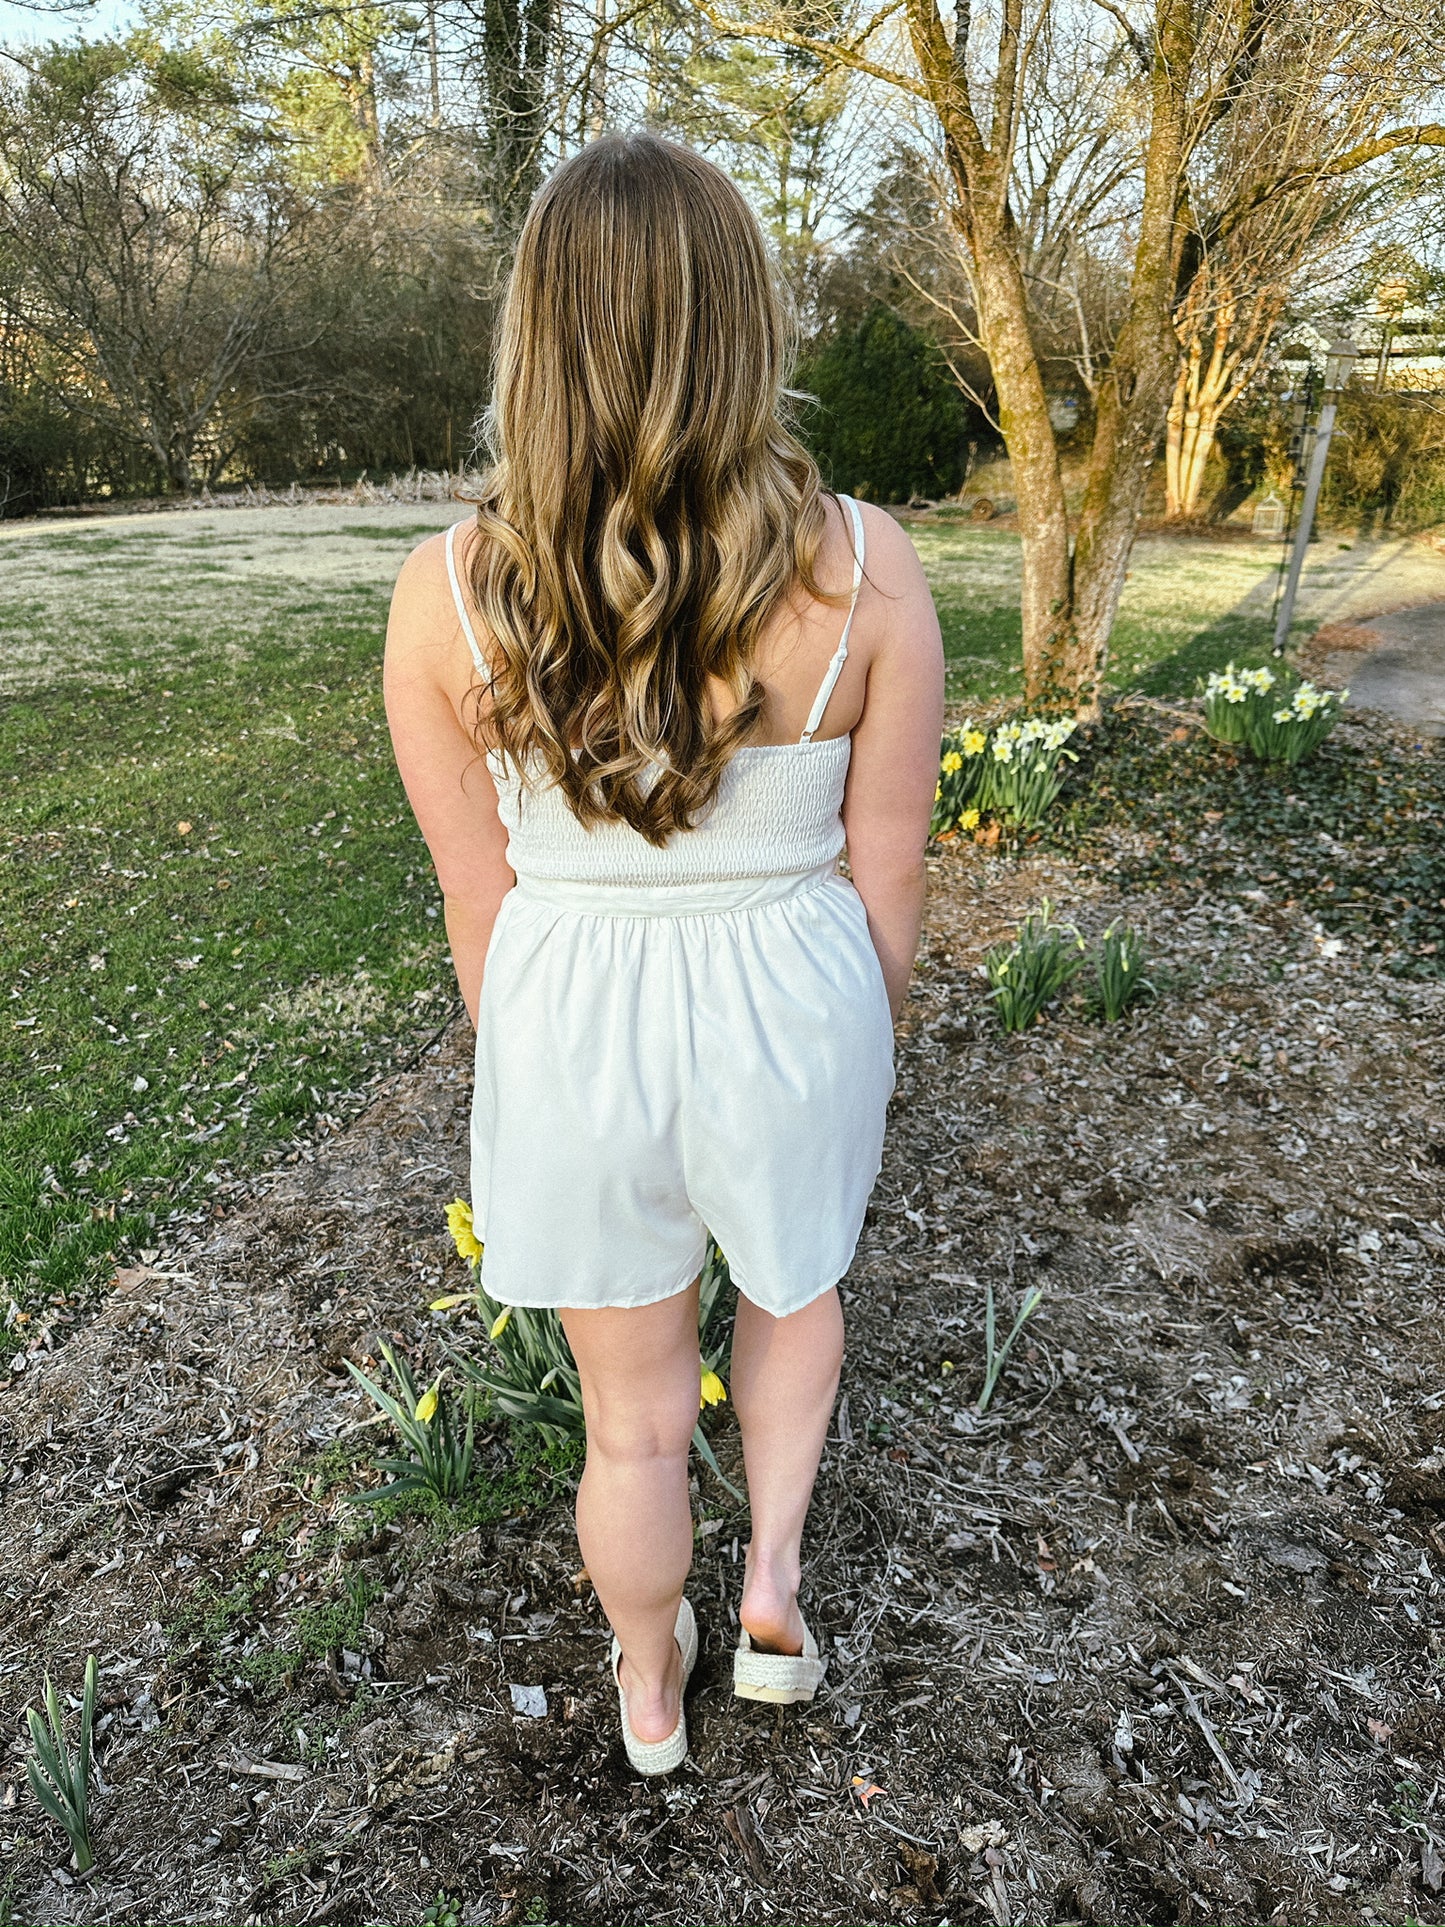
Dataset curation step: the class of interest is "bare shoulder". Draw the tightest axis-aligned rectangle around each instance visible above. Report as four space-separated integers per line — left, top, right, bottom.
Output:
852 503 940 662
855 502 931 595
391 524 452 611
387 523 469 667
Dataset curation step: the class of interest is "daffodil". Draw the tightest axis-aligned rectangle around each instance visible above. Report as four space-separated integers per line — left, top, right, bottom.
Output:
934 782 943 801
489 1305 513 1340
960 807 981 830
415 1379 441 1424
445 1197 483 1265
429 1291 474 1311
941 750 963 773
963 729 987 756
699 1368 728 1408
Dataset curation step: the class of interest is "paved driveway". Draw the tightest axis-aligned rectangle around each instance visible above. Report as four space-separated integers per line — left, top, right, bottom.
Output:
1319 601 1445 736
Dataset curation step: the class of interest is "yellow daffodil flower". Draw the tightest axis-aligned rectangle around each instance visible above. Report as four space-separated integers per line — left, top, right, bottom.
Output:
941 750 964 773
699 1368 728 1409
963 730 987 755
429 1291 474 1311
445 1197 484 1264
961 808 981 831
489 1306 513 1340
415 1380 441 1424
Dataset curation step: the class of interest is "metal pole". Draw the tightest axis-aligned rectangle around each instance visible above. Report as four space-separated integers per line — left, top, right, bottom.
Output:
1271 391 1339 656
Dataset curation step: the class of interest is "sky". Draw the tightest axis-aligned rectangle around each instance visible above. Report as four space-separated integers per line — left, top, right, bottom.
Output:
0 0 135 44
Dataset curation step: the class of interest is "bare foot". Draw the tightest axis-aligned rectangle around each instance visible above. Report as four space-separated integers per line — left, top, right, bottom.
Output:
619 1641 684 1744
739 1552 805 1656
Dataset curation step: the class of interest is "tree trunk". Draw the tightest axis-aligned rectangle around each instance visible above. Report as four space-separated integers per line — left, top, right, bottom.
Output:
899 0 1205 709
1173 405 1221 518
1069 0 1194 706
1164 384 1226 522
965 227 1076 704
1166 281 1277 520
1166 297 1233 519
164 439 195 494
349 50 386 188
1164 364 1187 517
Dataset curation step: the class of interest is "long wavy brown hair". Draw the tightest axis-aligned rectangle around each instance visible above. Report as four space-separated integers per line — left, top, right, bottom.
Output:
466 132 831 844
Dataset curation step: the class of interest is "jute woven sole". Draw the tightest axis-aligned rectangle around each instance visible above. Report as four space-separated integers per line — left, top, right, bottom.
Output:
733 1619 825 1705
611 1597 698 1775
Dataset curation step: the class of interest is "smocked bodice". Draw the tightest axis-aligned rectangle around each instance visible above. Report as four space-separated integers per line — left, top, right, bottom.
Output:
488 737 850 887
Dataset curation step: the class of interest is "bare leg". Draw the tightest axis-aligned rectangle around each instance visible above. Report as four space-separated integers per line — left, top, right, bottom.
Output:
560 1280 701 1744
730 1285 844 1655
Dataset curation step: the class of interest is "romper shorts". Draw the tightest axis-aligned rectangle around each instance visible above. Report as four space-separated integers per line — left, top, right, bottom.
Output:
469 862 896 1316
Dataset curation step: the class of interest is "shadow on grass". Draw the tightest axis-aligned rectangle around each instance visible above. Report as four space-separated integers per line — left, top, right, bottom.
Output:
940 601 1023 701
936 566 1284 706
1113 608 1278 699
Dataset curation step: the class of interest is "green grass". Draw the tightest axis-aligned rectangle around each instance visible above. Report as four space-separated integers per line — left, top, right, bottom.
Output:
908 522 1307 704
1 509 458 1343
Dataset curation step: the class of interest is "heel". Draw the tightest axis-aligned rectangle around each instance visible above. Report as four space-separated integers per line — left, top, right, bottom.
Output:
612 1597 698 1776
733 1618 825 1705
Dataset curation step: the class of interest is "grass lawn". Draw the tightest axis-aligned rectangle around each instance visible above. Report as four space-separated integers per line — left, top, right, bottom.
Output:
4 504 1440 1341
1 505 461 1345
910 516 1445 703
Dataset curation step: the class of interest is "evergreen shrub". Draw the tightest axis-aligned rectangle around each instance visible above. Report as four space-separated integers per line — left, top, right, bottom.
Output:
796 306 976 504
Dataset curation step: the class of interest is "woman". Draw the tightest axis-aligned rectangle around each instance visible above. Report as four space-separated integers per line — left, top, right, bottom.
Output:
385 133 942 1774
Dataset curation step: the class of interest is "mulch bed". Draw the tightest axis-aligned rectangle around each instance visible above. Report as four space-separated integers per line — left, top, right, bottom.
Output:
1 707 1443 1927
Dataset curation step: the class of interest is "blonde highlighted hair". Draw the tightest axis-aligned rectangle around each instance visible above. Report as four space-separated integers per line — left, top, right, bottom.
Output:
467 132 831 844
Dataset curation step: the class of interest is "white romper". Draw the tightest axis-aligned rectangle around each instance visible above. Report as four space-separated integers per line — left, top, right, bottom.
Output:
445 496 896 1317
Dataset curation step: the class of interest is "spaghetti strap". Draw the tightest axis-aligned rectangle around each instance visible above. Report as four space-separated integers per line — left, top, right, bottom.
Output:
799 493 865 744
445 519 488 674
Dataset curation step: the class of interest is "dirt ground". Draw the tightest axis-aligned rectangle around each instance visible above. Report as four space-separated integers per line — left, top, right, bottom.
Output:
2 713 1444 1927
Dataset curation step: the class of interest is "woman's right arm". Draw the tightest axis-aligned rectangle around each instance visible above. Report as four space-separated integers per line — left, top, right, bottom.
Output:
384 536 515 1027
840 510 945 1021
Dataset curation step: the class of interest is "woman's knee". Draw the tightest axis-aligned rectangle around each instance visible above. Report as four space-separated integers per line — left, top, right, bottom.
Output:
562 1292 702 1465
583 1387 697 1466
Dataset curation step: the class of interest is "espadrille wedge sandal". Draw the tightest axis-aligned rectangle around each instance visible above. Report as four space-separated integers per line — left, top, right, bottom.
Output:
610 1597 698 1776
733 1617 826 1705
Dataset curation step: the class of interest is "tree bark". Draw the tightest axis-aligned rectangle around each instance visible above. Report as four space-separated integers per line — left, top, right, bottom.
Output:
907 0 1076 705
1165 363 1226 521
1068 0 1194 706
968 234 1075 701
1165 271 1286 520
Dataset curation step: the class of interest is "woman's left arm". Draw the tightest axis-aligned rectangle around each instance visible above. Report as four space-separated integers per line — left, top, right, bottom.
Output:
384 535 515 1027
841 509 945 1021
